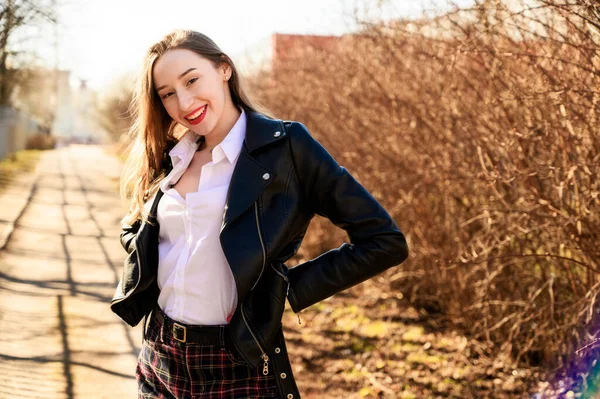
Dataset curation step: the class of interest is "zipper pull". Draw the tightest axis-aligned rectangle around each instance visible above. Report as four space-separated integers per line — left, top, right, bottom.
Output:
297 313 302 325
261 353 269 375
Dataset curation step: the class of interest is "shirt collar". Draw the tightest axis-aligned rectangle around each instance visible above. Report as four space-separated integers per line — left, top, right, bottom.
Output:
168 129 197 167
212 108 246 164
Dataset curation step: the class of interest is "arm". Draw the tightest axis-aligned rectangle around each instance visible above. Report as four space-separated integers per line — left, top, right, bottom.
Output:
286 122 409 313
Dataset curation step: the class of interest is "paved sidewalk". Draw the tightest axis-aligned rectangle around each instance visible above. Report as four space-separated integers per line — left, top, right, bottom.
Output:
0 145 141 398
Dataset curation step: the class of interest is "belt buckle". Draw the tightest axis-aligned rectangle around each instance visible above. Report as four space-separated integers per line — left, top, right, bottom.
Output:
172 323 187 343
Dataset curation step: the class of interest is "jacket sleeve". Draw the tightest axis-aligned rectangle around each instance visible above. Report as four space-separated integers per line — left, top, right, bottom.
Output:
120 219 141 255
285 122 409 314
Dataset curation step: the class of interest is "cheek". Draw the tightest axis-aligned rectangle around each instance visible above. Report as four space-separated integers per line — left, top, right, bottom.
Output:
203 82 224 106
209 89 227 115
163 101 180 120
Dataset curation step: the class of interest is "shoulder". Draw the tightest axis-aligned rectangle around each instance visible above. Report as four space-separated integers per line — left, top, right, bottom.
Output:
281 121 341 179
283 120 332 159
282 120 310 137
282 120 325 157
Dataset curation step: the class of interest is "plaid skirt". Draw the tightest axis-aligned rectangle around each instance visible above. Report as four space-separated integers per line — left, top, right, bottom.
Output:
136 307 280 398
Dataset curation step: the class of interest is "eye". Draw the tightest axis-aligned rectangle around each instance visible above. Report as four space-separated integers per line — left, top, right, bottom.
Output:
186 77 198 86
161 92 173 100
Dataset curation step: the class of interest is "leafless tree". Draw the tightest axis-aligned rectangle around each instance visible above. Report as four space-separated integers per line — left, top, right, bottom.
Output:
94 74 136 144
0 0 58 106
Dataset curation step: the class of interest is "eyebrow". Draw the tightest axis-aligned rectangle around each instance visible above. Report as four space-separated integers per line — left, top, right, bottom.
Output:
155 68 197 92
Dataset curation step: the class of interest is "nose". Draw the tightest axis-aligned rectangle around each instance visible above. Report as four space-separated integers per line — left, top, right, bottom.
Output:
177 90 194 112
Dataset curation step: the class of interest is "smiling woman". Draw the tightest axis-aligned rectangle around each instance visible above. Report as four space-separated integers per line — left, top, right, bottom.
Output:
112 29 408 399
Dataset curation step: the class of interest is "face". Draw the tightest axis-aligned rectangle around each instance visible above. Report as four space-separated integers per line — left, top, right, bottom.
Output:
152 49 232 137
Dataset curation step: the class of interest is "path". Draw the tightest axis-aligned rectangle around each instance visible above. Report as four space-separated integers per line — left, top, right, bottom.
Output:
0 145 141 398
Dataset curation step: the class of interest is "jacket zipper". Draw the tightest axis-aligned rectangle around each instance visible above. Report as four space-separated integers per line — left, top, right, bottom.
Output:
243 201 269 375
270 264 288 283
251 201 266 291
241 302 270 375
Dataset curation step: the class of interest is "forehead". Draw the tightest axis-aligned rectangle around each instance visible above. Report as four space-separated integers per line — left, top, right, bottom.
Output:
152 49 215 88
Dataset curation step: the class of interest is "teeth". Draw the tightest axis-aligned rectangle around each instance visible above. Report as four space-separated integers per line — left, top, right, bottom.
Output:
187 106 206 120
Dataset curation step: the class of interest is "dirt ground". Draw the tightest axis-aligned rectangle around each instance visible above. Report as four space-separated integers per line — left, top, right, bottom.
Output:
0 145 539 398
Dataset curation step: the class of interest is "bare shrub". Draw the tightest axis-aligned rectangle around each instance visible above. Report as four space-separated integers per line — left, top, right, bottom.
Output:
247 0 600 383
25 133 55 150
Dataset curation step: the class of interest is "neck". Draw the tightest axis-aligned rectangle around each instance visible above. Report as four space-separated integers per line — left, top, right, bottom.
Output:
204 102 241 148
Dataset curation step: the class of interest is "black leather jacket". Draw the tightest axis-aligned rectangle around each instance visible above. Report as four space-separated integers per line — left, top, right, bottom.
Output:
110 112 408 398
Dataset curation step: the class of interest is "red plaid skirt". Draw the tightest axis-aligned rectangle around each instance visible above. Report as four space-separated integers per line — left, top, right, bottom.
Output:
136 307 280 398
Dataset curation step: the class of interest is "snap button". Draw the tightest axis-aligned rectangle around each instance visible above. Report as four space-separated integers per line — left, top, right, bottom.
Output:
274 131 281 137
275 347 281 354
280 372 287 379
262 173 270 180
287 394 294 399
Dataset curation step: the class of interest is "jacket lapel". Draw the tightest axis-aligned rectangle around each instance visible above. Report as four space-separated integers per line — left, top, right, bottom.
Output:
220 112 287 231
221 150 275 228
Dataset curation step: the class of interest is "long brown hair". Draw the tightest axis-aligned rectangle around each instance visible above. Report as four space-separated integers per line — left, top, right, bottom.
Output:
120 29 272 225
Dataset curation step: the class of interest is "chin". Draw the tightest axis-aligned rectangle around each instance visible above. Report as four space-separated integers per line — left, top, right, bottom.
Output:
189 121 215 136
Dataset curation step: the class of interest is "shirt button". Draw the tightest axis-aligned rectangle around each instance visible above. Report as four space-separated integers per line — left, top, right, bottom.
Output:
274 347 281 354
262 173 270 180
280 372 287 379
287 394 294 399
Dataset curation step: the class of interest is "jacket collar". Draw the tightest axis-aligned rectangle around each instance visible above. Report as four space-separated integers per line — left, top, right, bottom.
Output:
243 111 287 153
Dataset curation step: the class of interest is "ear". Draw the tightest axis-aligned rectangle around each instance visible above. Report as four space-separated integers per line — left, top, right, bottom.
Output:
220 62 232 81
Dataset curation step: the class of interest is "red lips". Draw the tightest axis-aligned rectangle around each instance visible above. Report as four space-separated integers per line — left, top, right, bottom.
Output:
184 104 207 126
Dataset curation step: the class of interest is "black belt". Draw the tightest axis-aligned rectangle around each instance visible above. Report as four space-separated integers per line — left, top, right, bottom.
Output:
150 307 225 345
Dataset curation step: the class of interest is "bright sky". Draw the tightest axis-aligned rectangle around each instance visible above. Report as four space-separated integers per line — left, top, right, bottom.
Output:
46 0 472 91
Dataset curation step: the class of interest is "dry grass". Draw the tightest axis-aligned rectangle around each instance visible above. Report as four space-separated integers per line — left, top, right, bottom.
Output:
0 149 42 190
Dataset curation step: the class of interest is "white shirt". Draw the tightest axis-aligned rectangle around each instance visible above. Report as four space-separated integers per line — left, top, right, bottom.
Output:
156 109 246 325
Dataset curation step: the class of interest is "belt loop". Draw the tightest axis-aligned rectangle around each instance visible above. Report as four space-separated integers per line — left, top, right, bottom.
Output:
219 325 226 348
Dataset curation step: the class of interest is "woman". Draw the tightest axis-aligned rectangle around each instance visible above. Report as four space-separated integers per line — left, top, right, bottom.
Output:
111 29 409 399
